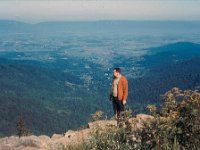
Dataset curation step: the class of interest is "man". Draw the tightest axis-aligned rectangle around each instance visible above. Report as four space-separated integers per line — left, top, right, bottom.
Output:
110 68 128 119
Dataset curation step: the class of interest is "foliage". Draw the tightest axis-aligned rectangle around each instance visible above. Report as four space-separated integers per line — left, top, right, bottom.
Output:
16 114 30 137
62 143 90 150
89 125 129 150
91 111 104 122
88 88 200 149
160 88 200 149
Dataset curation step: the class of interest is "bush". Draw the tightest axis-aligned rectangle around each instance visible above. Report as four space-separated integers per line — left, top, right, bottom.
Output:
88 88 200 149
62 143 90 150
89 125 129 150
91 111 104 122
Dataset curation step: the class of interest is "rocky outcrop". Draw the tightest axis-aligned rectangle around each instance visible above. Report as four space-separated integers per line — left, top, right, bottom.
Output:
127 114 154 129
0 135 51 150
0 115 153 150
0 120 117 150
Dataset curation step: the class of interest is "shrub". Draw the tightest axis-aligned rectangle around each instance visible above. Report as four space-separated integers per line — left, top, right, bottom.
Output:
88 88 200 149
91 111 104 122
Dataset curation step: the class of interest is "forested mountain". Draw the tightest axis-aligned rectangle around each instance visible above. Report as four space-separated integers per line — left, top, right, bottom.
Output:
127 42 200 113
128 57 200 113
143 42 200 68
0 61 106 137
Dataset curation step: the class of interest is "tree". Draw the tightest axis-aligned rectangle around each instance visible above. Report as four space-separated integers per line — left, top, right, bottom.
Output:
16 114 29 137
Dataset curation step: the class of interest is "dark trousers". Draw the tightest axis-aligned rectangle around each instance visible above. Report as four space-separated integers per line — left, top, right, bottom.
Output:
113 97 125 116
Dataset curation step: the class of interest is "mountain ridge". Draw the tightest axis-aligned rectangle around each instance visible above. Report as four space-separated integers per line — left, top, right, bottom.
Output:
1 20 200 34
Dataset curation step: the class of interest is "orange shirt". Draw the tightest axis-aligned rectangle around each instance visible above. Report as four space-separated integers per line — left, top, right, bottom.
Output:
112 76 128 101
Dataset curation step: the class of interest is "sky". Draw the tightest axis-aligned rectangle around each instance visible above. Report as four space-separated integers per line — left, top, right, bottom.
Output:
0 0 200 23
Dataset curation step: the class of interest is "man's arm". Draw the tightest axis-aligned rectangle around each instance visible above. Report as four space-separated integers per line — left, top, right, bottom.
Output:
122 78 128 105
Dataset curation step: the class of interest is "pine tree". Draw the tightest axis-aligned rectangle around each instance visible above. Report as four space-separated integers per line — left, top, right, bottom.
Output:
16 114 29 137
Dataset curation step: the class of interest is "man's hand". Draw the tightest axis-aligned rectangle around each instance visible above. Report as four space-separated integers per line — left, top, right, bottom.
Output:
123 100 126 105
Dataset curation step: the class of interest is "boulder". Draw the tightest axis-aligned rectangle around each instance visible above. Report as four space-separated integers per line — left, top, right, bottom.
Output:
88 120 117 129
51 134 63 140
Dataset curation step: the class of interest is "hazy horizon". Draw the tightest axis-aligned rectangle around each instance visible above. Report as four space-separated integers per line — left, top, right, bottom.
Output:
2 19 200 25
0 0 200 23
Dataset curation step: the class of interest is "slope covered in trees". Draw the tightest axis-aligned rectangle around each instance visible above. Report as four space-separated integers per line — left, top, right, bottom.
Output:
0 61 102 136
128 58 200 114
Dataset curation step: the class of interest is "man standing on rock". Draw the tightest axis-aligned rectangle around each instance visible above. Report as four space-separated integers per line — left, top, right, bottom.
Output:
110 68 128 120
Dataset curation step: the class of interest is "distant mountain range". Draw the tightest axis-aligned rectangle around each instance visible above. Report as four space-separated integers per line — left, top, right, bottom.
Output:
1 20 200 34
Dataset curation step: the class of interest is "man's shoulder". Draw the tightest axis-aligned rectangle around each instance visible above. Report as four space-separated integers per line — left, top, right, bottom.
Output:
121 76 128 81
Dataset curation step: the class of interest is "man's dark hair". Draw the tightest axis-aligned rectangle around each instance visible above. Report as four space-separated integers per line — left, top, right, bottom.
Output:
114 68 121 73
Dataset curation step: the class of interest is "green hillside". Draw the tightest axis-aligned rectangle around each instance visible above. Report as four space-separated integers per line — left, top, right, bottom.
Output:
0 62 103 136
